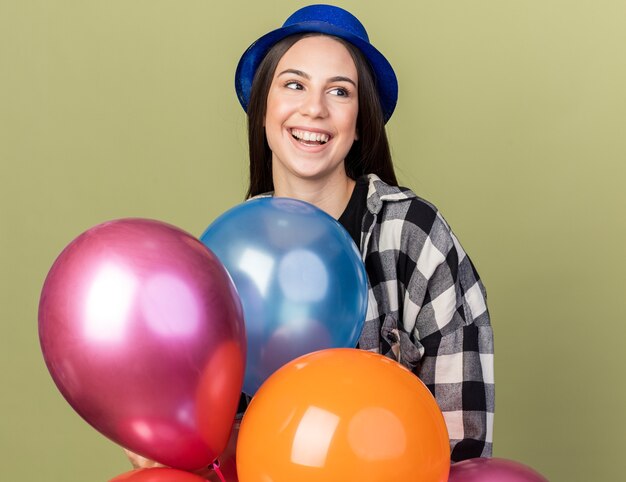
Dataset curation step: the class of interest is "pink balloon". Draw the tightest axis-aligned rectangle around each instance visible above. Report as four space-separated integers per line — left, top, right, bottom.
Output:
39 219 246 471
449 458 549 482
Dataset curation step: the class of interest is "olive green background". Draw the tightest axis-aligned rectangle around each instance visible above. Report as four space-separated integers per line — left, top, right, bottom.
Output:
1 0 624 480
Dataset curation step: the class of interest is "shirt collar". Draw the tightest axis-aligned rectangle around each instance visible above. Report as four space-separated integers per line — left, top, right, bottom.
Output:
366 174 417 215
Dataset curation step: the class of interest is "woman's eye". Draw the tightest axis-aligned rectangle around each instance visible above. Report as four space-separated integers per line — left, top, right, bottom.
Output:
285 81 303 90
329 87 349 97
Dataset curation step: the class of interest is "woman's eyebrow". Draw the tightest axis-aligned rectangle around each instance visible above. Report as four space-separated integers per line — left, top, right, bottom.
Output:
277 69 357 87
328 76 356 87
277 68 310 79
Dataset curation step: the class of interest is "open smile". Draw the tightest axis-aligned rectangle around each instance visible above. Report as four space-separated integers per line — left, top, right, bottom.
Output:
289 128 331 146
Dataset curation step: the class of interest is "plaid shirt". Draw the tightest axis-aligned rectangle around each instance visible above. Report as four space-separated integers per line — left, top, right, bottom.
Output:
358 174 494 461
242 174 494 461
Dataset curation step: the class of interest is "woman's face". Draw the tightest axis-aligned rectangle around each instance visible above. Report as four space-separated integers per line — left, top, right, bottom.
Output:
264 35 359 186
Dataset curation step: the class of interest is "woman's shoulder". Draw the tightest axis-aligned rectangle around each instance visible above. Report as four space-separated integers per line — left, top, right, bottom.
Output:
365 174 452 236
365 175 483 296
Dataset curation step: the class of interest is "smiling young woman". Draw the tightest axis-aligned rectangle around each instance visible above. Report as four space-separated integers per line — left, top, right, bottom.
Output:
235 4 495 463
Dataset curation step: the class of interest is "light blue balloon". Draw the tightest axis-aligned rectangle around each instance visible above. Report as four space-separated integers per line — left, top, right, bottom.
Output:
200 197 368 395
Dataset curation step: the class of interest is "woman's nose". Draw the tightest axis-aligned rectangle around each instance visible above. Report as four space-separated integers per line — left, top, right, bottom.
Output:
300 91 328 118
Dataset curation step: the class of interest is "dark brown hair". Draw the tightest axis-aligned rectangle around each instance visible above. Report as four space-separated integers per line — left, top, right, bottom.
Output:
245 33 397 198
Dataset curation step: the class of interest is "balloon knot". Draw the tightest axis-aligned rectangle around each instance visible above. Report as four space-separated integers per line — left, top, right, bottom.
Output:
211 459 226 482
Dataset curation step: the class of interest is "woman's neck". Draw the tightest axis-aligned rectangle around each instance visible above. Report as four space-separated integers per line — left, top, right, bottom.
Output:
273 173 356 219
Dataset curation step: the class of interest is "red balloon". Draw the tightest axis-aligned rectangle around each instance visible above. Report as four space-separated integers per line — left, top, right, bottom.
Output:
449 458 549 482
110 468 207 482
39 219 246 471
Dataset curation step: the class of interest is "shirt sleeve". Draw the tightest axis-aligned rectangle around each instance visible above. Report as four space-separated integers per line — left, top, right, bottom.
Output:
401 211 495 461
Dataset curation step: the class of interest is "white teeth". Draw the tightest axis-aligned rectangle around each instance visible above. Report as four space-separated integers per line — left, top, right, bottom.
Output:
291 129 330 144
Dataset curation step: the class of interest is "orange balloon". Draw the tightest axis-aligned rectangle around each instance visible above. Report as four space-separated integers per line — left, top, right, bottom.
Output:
236 348 450 482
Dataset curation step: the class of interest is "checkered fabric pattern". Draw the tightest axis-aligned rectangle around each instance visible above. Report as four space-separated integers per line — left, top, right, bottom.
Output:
358 174 494 461
241 174 495 461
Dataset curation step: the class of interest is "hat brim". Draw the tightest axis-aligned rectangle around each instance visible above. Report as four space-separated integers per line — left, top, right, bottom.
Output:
235 21 398 123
